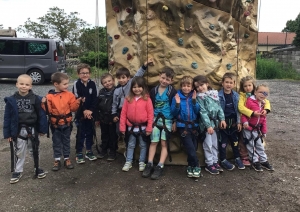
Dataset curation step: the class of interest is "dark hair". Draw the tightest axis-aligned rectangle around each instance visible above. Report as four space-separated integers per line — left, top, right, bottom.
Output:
160 67 175 79
239 76 255 93
51 72 69 84
100 73 114 85
116 67 130 78
127 77 148 102
222 72 236 82
77 63 91 74
193 75 212 90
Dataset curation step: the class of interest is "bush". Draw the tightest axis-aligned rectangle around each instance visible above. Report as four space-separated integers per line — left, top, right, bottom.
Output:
256 56 300 80
80 51 108 69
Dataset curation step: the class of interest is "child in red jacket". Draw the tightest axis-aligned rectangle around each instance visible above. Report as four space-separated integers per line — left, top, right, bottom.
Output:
120 77 154 172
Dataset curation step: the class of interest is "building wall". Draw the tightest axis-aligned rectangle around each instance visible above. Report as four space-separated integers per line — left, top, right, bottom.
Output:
272 49 300 72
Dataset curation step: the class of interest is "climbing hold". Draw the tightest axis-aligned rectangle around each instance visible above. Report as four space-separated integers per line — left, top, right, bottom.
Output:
185 25 193 32
178 38 184 46
127 53 133 60
126 30 132 36
126 7 132 13
114 35 120 39
244 33 250 38
186 4 193 9
113 6 120 13
244 11 251 17
147 42 157 48
209 0 217 2
209 24 215 30
246 0 252 3
122 47 129 54
162 5 168 11
228 25 234 32
109 61 115 66
191 62 198 69
108 36 113 43
226 63 232 70
166 51 172 59
119 20 124 26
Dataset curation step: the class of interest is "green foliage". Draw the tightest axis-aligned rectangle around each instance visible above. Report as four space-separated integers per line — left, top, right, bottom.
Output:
79 51 108 69
79 27 107 53
256 56 300 80
282 13 300 32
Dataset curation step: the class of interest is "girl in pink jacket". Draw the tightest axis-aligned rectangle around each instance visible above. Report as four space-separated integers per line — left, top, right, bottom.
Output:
120 77 154 172
241 84 274 172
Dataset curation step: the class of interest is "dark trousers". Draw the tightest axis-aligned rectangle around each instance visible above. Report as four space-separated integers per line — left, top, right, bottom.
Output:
100 122 117 156
76 119 93 153
219 127 240 161
51 125 71 158
178 127 199 167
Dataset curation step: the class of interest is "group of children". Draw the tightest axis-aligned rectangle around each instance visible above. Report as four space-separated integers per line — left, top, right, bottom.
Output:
3 60 274 184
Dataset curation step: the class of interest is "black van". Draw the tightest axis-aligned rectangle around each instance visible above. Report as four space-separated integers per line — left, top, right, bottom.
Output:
0 37 66 84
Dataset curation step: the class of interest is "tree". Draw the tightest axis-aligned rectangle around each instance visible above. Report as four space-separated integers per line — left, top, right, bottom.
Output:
79 27 107 53
282 13 300 32
292 17 300 47
0 24 3 29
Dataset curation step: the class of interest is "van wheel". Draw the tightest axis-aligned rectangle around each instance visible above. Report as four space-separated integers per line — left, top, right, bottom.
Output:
28 69 45 85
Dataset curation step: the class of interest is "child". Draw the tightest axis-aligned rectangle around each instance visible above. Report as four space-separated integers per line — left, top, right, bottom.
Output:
241 84 274 172
42 72 81 171
218 73 245 170
3 74 47 184
171 76 201 178
194 75 226 175
142 67 177 180
96 73 117 161
238 76 271 166
72 63 98 163
119 77 154 172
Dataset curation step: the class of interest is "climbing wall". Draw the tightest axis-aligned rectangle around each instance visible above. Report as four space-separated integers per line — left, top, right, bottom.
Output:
106 0 258 165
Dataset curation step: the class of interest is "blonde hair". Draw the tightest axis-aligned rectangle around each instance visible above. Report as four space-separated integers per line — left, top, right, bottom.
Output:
180 76 193 87
239 76 255 93
17 74 32 84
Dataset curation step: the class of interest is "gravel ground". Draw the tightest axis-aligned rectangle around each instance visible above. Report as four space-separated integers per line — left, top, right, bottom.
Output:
0 79 299 212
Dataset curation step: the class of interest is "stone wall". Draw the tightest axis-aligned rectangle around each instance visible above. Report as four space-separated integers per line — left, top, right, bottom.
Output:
272 48 300 72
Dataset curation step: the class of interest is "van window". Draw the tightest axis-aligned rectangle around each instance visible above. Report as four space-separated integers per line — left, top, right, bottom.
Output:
56 41 65 57
26 41 49 55
0 40 24 55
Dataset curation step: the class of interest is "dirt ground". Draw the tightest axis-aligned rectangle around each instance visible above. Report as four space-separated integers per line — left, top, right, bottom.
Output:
0 80 299 212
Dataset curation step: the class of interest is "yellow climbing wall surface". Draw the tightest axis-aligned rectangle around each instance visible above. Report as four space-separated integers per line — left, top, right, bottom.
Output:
106 0 258 165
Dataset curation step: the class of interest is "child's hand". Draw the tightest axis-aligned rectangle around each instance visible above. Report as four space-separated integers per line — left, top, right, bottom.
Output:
42 97 46 103
7 137 12 142
253 111 261 117
220 120 226 129
207 127 214 135
171 122 177 132
146 132 151 136
78 97 85 103
83 110 93 119
175 94 180 104
261 109 267 116
192 90 197 100
113 117 119 122
243 123 249 129
237 123 242 132
144 57 154 66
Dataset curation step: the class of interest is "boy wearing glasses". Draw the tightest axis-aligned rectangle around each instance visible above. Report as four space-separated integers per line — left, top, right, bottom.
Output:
73 63 98 164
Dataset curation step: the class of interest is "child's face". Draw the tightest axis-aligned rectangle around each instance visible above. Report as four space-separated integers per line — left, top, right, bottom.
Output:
254 86 269 102
16 77 32 95
78 68 90 83
101 76 114 90
54 79 69 92
132 84 143 96
117 74 130 86
181 83 193 95
243 80 254 93
194 81 208 93
222 77 235 93
159 73 173 88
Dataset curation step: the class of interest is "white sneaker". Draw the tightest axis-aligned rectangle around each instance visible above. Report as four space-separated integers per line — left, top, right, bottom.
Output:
122 162 132 172
139 162 146 172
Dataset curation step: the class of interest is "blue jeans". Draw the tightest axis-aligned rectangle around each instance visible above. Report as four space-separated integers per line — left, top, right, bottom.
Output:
126 133 147 163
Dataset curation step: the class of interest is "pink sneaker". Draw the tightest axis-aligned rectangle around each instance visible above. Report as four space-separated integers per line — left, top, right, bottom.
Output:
242 159 251 166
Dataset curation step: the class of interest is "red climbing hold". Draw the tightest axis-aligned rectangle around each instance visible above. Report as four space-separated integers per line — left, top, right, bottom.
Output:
127 53 133 60
113 6 120 13
244 11 251 17
126 7 132 13
114 35 120 39
109 61 115 66
126 30 132 36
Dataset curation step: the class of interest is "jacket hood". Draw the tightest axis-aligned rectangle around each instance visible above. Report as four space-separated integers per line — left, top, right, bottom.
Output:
13 90 34 98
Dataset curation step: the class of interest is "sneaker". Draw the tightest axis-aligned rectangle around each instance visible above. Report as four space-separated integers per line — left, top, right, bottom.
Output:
205 165 219 175
76 153 85 164
97 151 107 159
235 158 245 170
107 155 116 161
242 159 251 166
64 159 74 169
193 167 201 178
122 162 132 171
10 172 22 184
213 163 223 172
252 162 263 172
142 163 153 178
151 166 164 180
221 159 235 171
34 168 46 179
260 161 274 171
85 151 97 161
52 160 61 171
139 162 146 172
187 166 193 177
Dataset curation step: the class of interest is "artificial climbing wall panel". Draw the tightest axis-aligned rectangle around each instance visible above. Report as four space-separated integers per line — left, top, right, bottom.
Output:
106 0 258 89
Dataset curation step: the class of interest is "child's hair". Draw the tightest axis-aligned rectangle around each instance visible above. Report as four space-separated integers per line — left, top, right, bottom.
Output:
255 84 269 92
100 73 114 85
127 77 148 102
51 72 69 84
160 67 175 79
77 63 91 74
193 75 212 90
239 76 255 93
180 76 193 87
17 74 32 84
222 72 236 82
116 67 130 78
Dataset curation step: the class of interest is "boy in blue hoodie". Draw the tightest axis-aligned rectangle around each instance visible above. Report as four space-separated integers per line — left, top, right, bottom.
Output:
171 76 201 178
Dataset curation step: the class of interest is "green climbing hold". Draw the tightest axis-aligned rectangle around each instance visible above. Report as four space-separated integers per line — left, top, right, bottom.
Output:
186 4 193 9
178 38 184 46
148 42 157 48
209 24 215 30
119 20 124 26
122 47 129 54
226 63 232 70
244 33 250 38
191 62 198 69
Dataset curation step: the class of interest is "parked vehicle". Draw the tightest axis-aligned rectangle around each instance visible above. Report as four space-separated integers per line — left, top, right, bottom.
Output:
0 37 66 84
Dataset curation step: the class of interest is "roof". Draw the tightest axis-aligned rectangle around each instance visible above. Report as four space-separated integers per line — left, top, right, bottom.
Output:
258 32 296 45
0 28 17 37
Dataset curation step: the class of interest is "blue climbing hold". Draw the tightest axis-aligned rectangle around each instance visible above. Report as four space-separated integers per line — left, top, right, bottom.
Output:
191 62 198 69
119 20 124 26
178 38 184 46
226 63 232 70
244 33 250 38
186 4 193 9
209 24 215 30
108 36 113 43
122 47 129 55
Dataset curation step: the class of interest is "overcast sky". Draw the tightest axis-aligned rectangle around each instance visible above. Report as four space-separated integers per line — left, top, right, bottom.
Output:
0 0 299 36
